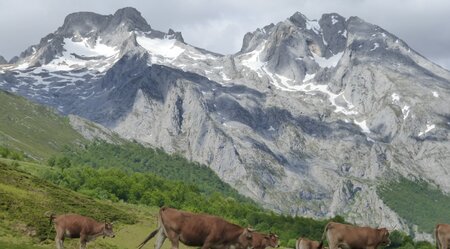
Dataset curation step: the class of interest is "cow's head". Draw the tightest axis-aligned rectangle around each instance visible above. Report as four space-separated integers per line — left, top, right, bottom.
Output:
377 228 390 246
238 227 255 249
103 222 115 238
265 233 280 248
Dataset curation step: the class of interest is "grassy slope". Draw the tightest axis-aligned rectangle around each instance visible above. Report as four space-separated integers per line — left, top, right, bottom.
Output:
61 141 251 201
378 177 450 233
0 160 192 249
0 90 85 160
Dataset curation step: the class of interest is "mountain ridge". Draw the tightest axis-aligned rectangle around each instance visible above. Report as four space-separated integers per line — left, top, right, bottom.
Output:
0 7 449 240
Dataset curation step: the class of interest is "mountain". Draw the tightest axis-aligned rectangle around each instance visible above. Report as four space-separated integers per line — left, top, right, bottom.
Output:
0 55 7 64
1 7 449 237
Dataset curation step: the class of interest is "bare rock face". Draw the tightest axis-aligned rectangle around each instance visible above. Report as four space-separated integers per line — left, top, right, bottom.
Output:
1 7 450 238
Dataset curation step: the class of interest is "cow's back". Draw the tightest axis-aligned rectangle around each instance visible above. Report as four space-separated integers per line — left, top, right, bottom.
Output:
160 207 243 247
326 222 385 249
55 214 97 237
327 222 358 246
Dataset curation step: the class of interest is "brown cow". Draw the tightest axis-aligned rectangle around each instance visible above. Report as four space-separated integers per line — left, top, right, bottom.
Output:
436 224 450 249
137 207 254 249
252 232 280 249
296 237 323 249
323 222 390 249
48 213 115 249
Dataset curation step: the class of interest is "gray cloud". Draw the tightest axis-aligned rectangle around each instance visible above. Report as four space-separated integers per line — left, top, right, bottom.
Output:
0 0 449 70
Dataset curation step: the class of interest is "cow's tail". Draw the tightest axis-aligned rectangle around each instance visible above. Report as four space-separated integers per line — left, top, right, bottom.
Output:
295 238 301 249
137 207 166 249
321 222 331 246
44 211 56 225
435 224 440 249
137 228 159 249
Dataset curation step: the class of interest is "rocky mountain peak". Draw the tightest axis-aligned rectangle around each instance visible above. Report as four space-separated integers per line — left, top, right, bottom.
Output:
110 7 151 32
59 11 110 37
59 7 151 37
167 28 184 43
288 11 309 28
319 13 347 55
0 55 7 64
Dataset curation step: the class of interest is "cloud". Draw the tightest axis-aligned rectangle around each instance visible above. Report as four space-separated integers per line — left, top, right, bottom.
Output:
0 0 449 70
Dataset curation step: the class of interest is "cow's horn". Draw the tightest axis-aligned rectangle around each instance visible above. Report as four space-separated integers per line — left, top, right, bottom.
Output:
247 227 256 232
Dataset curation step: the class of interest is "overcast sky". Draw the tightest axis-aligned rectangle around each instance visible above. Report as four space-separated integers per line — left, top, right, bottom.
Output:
1 0 449 70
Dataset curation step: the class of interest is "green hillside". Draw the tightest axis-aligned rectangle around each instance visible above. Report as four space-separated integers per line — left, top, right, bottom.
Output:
57 141 250 201
0 161 131 248
0 160 200 249
378 177 450 233
0 90 85 160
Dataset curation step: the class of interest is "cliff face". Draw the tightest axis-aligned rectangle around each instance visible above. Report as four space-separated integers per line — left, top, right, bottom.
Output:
1 8 449 237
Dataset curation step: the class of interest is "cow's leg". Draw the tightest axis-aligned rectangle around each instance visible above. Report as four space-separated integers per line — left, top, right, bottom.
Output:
55 237 64 249
55 228 64 249
200 236 214 249
79 241 86 249
326 233 337 249
436 237 441 249
166 230 180 249
154 229 167 249
201 242 213 249
170 237 180 249
441 239 447 249
80 235 87 249
327 239 338 249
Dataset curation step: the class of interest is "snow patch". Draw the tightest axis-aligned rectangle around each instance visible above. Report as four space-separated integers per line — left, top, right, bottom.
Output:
42 37 119 72
391 93 400 102
312 52 344 68
15 62 30 70
303 73 315 82
241 45 266 75
402 105 410 120
220 72 231 81
63 37 117 57
306 20 321 34
354 119 371 133
136 35 185 62
266 74 358 115
418 124 435 136
370 43 379 51
331 15 339 25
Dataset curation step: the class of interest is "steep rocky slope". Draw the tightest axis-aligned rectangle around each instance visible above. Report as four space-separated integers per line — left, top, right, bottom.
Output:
0 7 449 237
